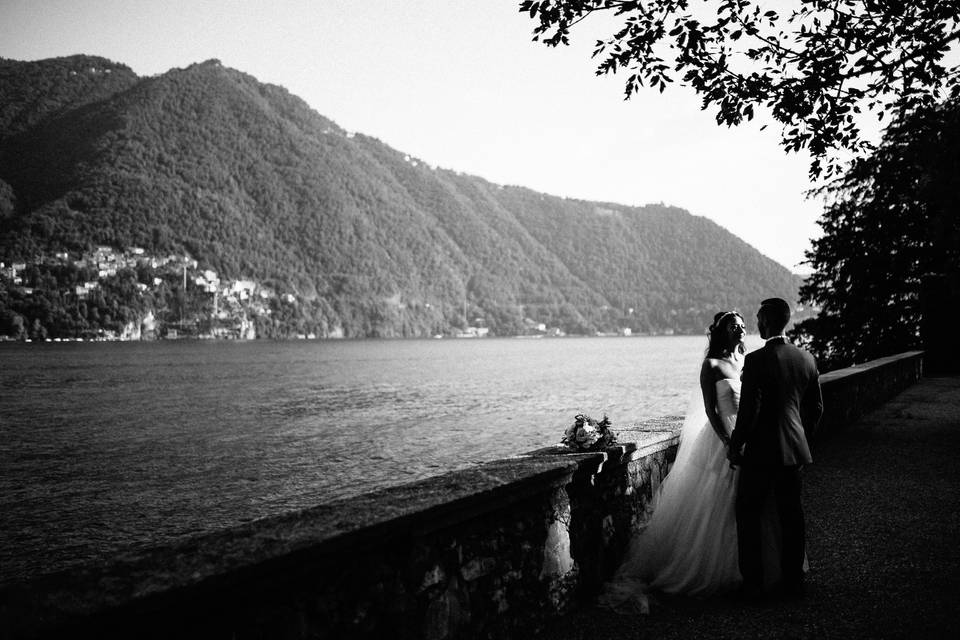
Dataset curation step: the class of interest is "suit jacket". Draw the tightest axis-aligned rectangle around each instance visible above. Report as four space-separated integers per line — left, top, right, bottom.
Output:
730 337 824 466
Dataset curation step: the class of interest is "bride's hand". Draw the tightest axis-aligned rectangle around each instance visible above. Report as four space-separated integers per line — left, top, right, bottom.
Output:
726 446 742 469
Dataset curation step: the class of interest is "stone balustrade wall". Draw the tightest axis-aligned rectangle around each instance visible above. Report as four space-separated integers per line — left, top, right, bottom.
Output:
0 352 924 639
815 351 924 438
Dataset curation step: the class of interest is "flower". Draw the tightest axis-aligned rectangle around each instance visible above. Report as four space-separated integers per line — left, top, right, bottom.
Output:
576 423 599 447
561 413 618 451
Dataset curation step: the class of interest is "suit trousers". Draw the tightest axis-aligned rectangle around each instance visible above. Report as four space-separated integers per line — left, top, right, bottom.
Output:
735 464 805 588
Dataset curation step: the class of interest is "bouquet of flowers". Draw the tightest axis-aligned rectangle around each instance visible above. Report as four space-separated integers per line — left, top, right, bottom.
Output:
561 413 618 452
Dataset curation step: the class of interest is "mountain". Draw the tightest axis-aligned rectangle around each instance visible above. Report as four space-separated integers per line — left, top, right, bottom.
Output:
0 55 803 339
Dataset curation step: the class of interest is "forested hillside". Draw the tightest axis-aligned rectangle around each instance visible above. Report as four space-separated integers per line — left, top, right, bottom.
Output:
0 55 802 339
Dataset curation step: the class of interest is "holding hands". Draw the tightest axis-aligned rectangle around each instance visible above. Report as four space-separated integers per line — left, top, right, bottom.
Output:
727 442 743 470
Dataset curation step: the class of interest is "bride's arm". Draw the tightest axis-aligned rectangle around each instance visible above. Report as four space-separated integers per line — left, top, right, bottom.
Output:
699 360 731 446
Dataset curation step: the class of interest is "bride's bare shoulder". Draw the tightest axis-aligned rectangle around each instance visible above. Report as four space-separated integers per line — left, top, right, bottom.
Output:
702 356 741 382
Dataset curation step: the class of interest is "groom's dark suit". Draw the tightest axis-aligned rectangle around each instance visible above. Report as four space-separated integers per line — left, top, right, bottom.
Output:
729 336 823 591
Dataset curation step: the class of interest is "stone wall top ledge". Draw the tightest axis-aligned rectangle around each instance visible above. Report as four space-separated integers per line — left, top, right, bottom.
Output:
0 455 584 624
820 350 923 384
525 417 683 471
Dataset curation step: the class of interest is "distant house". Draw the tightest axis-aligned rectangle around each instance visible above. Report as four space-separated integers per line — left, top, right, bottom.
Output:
457 326 489 338
0 262 23 280
76 281 100 298
231 279 257 301
163 255 198 270
195 274 218 293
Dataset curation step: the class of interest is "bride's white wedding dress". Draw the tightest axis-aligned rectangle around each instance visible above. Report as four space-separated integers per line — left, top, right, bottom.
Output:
598 378 743 613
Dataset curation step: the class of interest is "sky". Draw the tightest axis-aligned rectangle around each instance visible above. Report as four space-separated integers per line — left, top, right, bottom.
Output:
0 0 863 274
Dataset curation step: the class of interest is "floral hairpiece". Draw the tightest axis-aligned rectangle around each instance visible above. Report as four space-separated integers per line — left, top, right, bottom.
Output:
710 310 738 331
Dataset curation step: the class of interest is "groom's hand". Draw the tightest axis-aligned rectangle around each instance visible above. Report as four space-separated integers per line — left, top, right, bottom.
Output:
727 446 742 470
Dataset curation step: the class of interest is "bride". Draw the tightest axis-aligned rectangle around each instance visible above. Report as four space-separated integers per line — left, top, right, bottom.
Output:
598 310 749 613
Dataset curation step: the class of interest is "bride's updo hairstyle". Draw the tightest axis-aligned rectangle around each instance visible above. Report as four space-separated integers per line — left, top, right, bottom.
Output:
706 310 746 359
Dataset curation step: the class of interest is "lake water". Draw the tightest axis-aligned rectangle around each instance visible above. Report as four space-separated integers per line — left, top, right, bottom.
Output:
0 335 760 583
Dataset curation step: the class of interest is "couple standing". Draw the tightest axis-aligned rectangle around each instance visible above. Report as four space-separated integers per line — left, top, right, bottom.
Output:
601 298 824 612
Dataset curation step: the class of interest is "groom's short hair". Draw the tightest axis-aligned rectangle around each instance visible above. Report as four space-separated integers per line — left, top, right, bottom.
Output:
760 297 791 332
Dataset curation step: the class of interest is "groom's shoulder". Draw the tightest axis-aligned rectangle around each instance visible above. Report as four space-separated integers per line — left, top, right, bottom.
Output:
787 340 814 357
787 342 819 367
743 347 766 368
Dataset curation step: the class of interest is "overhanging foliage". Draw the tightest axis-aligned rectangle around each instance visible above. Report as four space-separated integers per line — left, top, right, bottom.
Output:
520 0 960 179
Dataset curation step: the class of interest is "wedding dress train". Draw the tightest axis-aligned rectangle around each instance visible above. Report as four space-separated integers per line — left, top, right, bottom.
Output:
599 378 755 613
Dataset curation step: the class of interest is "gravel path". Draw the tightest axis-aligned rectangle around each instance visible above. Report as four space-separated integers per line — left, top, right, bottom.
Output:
535 376 960 640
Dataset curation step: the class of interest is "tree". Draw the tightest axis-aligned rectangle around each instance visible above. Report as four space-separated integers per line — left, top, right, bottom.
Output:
30 317 47 341
788 96 960 370
520 0 960 178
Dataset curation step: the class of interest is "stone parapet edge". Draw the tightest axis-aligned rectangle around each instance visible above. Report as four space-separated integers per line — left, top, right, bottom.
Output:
819 350 924 383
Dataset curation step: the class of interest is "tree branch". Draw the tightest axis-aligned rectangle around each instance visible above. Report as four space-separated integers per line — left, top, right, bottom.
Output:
843 28 960 81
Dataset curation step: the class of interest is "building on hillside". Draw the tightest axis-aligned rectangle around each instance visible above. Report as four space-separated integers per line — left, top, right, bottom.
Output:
75 281 100 299
3 262 27 283
195 272 219 293
231 280 257 301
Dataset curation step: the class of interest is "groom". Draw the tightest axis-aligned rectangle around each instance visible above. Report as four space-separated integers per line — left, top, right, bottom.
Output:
728 297 823 597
